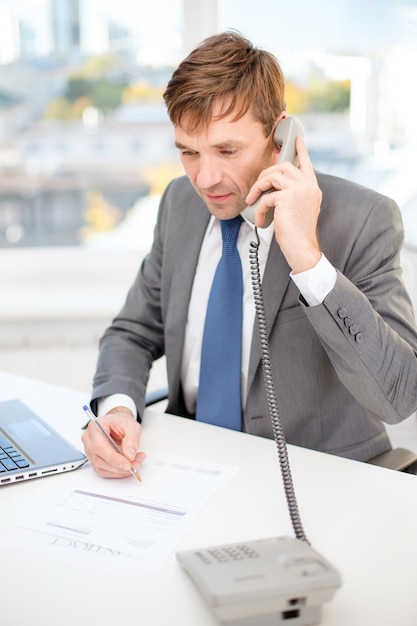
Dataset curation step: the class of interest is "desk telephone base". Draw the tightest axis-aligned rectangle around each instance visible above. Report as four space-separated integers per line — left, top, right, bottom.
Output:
177 535 341 625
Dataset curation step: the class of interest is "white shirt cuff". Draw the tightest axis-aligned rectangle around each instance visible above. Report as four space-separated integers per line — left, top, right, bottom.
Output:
290 254 337 306
98 394 137 418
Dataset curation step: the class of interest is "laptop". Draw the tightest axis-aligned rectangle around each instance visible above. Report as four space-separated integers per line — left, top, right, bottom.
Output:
0 398 87 486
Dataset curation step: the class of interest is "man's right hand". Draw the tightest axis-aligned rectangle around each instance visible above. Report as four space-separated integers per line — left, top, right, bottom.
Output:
81 406 145 478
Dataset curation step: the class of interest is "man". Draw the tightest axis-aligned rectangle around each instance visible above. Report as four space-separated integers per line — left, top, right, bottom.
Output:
82 31 417 478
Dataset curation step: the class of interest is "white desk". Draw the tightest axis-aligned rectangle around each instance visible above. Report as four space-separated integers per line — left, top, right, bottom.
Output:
1 370 416 626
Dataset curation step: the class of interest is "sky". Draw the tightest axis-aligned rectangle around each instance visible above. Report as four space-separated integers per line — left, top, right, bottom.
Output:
0 0 183 62
222 0 417 54
1 0 417 65
82 0 183 63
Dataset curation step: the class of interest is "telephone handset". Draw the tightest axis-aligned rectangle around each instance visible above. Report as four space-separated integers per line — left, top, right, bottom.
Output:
241 116 304 228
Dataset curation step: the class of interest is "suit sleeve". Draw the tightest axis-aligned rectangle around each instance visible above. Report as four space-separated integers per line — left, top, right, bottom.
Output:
303 192 417 424
91 191 169 419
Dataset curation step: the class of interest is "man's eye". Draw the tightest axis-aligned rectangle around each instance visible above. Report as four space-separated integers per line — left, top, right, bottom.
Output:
221 149 237 156
181 150 197 157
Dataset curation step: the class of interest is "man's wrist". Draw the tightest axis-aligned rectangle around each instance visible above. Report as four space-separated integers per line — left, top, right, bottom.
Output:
98 394 138 420
290 253 337 306
107 405 135 419
289 248 322 275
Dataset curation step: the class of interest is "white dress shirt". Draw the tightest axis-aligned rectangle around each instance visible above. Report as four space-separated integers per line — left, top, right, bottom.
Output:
98 216 337 417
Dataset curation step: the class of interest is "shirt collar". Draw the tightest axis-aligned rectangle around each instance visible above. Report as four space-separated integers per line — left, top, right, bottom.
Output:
241 213 275 246
207 213 275 246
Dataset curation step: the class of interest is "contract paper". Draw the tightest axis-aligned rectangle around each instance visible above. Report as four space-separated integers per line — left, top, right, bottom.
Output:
2 451 238 572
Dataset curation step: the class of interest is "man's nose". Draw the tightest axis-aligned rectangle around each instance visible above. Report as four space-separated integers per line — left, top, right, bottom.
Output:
195 157 222 189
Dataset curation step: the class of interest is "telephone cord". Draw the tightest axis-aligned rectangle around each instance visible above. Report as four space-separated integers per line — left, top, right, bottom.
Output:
249 228 309 544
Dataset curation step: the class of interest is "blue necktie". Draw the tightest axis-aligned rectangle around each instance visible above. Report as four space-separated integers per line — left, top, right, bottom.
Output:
196 216 243 430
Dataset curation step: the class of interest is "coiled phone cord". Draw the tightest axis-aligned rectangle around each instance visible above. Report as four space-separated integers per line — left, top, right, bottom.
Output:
249 228 309 544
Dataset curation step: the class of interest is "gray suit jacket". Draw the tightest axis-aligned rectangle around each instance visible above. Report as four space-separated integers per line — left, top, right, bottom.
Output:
92 173 417 462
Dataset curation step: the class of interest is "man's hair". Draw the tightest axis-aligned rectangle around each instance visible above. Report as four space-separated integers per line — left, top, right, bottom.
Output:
163 31 285 137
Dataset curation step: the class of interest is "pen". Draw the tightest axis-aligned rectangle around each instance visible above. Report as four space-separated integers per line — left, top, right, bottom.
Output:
83 405 142 483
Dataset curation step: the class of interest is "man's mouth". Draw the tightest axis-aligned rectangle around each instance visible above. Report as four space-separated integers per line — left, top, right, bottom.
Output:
205 192 232 204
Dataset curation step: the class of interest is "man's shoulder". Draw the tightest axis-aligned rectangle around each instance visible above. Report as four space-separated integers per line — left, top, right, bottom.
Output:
159 176 209 231
316 170 394 203
315 170 403 253
164 175 197 201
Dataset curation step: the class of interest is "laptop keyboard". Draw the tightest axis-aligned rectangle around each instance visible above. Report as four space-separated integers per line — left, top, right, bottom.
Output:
0 433 30 472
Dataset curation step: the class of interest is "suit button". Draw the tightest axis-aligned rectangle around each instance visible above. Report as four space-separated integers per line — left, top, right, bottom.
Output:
344 316 353 327
338 308 348 319
349 324 359 335
355 333 364 343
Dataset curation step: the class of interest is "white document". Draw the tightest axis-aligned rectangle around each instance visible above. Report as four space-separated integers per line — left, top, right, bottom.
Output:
3 451 238 572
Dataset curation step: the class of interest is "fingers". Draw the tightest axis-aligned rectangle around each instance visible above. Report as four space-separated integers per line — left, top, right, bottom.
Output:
245 169 279 207
295 136 315 177
245 135 314 205
244 163 295 228
81 411 144 479
253 192 277 228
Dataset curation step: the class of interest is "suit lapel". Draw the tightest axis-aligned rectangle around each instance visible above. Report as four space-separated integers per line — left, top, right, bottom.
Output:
247 239 292 391
165 199 210 393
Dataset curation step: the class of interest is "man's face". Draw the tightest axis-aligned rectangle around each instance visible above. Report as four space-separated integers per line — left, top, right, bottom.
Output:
174 107 279 220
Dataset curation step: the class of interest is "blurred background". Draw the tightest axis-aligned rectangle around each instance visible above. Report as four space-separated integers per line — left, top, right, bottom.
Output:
0 0 416 397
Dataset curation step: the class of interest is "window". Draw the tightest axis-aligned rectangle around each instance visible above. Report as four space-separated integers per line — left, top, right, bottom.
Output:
1 0 416 249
